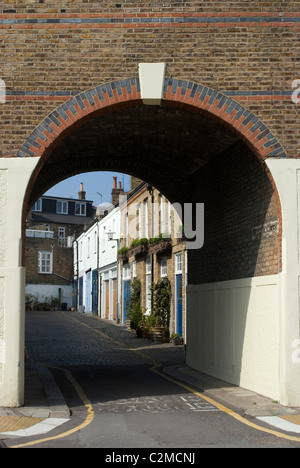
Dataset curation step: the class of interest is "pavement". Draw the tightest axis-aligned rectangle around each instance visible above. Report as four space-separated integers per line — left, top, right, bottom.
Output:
0 362 70 444
1 323 300 445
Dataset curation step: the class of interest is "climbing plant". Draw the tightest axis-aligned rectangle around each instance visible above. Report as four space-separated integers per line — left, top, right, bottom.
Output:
151 278 172 329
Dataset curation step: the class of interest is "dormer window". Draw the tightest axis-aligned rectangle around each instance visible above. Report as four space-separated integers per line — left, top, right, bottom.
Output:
32 198 42 212
75 202 86 216
57 200 68 214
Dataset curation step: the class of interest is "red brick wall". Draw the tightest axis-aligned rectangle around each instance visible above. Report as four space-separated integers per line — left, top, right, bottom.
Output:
0 1 295 284
189 140 280 284
0 1 299 159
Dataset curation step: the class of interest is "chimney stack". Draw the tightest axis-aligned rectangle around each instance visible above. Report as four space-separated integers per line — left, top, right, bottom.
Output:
111 176 124 206
78 182 86 200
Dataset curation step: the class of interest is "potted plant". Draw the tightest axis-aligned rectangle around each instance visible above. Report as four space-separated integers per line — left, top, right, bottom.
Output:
127 278 144 337
138 316 149 339
50 295 60 311
117 246 129 262
151 278 172 341
171 333 182 346
149 233 172 255
129 238 149 257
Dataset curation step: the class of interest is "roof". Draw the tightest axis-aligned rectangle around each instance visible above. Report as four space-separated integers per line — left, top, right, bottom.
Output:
41 194 94 203
31 212 94 226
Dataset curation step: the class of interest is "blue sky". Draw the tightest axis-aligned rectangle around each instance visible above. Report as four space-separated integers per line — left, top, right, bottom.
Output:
45 171 131 206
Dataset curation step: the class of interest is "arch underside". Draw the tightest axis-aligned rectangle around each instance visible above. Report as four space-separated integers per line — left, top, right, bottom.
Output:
21 78 282 284
28 102 240 206
19 78 285 209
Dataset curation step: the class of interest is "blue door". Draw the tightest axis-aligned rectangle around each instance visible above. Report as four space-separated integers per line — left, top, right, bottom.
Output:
85 270 92 314
176 274 183 336
92 269 98 315
73 280 77 309
123 280 131 324
79 277 83 309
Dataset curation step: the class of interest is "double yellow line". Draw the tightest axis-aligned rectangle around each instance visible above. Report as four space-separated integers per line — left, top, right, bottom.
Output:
12 314 300 447
11 365 94 449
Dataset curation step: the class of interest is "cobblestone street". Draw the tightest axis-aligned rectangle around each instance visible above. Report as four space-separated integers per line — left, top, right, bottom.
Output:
18 311 300 448
25 311 186 369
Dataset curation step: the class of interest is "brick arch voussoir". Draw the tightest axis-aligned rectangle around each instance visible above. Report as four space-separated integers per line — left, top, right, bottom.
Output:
163 78 286 163
18 77 286 166
17 78 141 160
20 77 284 271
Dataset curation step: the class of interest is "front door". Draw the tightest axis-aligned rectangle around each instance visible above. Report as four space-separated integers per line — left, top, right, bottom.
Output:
112 278 117 321
92 269 98 315
105 280 110 319
176 274 183 336
85 270 92 314
123 280 131 324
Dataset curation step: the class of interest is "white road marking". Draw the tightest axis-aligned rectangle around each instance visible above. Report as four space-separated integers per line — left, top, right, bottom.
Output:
0 418 70 438
257 416 300 434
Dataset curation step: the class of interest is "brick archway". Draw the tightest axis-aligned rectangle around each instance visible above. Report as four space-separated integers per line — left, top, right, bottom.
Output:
21 76 284 272
19 77 286 162
15 76 288 406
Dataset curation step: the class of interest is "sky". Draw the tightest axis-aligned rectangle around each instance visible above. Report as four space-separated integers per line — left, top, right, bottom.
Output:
45 171 131 207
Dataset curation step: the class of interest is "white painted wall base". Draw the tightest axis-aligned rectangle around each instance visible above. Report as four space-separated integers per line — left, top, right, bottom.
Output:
186 275 280 402
25 284 73 310
1 155 300 408
187 158 300 408
0 158 38 407
266 159 300 407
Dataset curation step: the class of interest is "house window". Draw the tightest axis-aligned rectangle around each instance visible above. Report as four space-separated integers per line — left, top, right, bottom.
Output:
87 237 90 258
94 231 97 253
168 201 172 235
57 200 68 214
132 261 137 278
161 257 168 278
123 263 131 281
144 198 148 238
32 198 42 212
125 213 129 247
58 227 65 238
137 203 142 239
75 202 86 216
160 194 164 234
79 241 83 262
146 257 152 313
175 252 182 274
38 251 53 274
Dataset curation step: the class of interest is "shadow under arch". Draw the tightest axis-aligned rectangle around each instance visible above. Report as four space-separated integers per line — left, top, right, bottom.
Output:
20 77 284 272
20 77 285 398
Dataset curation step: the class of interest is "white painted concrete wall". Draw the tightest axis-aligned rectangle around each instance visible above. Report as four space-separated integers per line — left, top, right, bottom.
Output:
186 158 300 407
0 157 39 407
186 275 280 401
266 159 300 406
1 154 300 408
25 284 73 309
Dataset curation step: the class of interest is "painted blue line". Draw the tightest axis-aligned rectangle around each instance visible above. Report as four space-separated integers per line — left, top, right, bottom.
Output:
1 16 300 26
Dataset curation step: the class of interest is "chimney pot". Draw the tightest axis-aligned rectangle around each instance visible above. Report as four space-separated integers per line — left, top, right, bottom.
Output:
113 177 117 189
78 182 86 200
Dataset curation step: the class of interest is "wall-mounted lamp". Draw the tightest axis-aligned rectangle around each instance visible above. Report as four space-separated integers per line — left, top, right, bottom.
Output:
106 231 117 242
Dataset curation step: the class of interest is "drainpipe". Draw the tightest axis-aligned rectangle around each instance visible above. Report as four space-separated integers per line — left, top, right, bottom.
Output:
147 185 154 311
72 239 79 310
97 221 100 317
